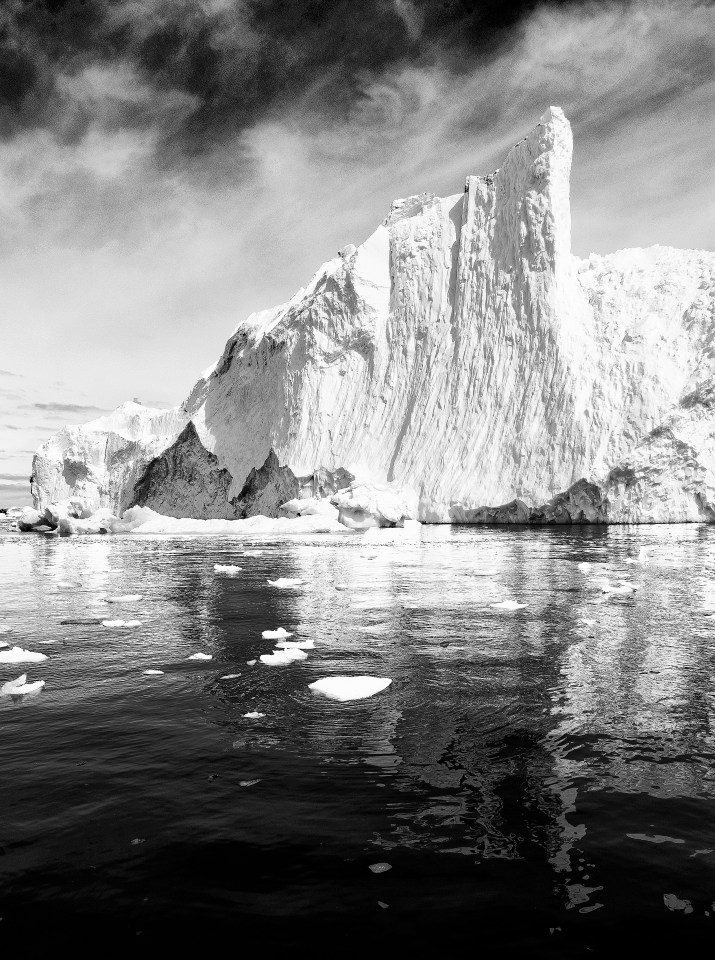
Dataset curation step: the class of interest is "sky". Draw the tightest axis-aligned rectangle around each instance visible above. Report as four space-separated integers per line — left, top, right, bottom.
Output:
0 0 713 507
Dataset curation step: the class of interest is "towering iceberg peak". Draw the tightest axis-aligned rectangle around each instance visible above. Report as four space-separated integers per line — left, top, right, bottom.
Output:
30 107 715 525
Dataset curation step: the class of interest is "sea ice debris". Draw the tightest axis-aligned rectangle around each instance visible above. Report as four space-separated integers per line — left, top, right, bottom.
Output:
143 670 164 676
242 550 263 556
0 626 11 634
214 564 242 573
1 674 45 695
663 894 693 914
490 600 527 610
0 646 48 663
368 863 392 874
220 674 241 680
581 618 597 626
261 628 293 640
188 652 213 660
106 594 143 602
267 578 304 588
260 648 308 665
239 779 261 787
309 676 392 701
243 711 265 718
276 639 314 650
247 659 257 666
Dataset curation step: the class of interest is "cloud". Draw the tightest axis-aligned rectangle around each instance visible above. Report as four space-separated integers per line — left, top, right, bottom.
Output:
0 369 21 377
0 472 29 481
3 425 21 430
22 402 108 414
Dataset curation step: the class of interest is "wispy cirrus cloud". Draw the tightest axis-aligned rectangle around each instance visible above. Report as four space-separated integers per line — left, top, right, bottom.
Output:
21 402 108 415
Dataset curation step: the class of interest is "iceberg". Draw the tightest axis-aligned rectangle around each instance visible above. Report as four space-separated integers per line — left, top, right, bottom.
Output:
29 107 715 526
259 648 308 665
308 676 392 701
0 673 45 696
0 647 48 663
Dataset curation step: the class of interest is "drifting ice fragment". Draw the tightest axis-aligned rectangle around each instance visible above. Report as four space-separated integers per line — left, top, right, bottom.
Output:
247 659 257 666
581 619 597 626
1 673 45 696
577 562 591 572
0 640 9 649
38 639 60 644
261 628 293 640
490 600 527 610
188 652 213 660
260 648 308 665
0 626 11 634
242 550 263 556
239 779 261 787
599 581 638 595
101 619 141 628
243 711 265 718
276 639 314 650
106 595 142 602
0 646 48 663
368 863 392 874
663 894 693 914
143 670 164 676
214 564 242 573
220 674 241 680
267 578 304 588
334 583 350 591
309 676 392 701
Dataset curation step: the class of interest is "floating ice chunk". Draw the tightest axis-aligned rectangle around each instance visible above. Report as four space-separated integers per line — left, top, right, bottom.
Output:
38 639 61 644
0 625 11 634
106 594 143 602
378 901 389 909
581 618 597 626
0 646 48 663
0 641 9 649
627 833 684 844
368 863 392 874
124 620 141 628
1 673 26 695
261 628 293 640
242 550 263 556
334 583 350 591
309 676 392 701
267 578 304 588
490 600 527 610
599 581 638 595
243 712 265 719
577 562 591 571
188 652 213 660
239 779 261 787
663 893 693 914
276 639 314 650
101 619 141 627
143 669 164 676
220 674 241 680
247 659 257 666
260 648 308 665
214 564 242 573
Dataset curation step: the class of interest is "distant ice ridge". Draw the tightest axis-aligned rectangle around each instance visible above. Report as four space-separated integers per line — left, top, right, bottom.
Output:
30 107 715 525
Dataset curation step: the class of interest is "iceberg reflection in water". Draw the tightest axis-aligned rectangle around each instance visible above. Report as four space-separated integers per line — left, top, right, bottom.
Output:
1 521 715 953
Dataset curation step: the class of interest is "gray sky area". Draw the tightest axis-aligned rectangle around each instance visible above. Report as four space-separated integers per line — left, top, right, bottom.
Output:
1 0 714 507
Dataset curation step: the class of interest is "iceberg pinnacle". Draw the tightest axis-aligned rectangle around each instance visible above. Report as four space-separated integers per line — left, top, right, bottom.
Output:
30 108 715 525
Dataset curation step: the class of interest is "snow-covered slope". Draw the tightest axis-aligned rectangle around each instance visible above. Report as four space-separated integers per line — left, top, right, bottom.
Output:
32 107 715 523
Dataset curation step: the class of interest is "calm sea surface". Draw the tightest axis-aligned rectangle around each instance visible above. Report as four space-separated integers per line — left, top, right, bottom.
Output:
2 520 715 956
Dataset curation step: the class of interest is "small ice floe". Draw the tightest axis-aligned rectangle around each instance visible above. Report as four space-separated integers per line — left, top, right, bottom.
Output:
599 581 638 595
240 779 261 787
106 594 143 603
1 673 45 696
143 669 164 676
214 564 242 573
131 838 145 846
242 550 263 556
577 562 591 572
267 578 304 588
38 639 61 644
247 659 257 666
188 652 213 661
581 618 597 627
243 711 265 719
627 833 684 845
490 600 527 611
261 628 293 640
276 639 314 650
378 901 389 909
309 676 392 701
260 648 308 666
0 646 48 663
334 583 350 591
368 863 392 874
625 547 649 565
0 641 9 649
220 674 241 680
101 619 141 628
663 893 693 914
0 625 11 634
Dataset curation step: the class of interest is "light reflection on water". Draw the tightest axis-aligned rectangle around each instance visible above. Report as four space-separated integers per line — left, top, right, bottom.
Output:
1 521 715 953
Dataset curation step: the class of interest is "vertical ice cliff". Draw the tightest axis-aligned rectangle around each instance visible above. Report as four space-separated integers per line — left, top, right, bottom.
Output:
31 107 715 523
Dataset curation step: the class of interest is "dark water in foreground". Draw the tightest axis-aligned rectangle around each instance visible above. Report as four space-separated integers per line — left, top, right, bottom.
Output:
2 522 715 956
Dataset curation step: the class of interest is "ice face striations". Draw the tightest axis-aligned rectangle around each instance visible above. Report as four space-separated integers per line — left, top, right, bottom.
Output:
32 107 715 523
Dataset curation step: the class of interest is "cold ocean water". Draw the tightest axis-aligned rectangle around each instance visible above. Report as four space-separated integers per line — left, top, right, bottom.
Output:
2 520 715 957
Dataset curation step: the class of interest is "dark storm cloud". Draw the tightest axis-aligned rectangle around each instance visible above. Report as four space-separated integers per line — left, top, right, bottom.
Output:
0 0 577 155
